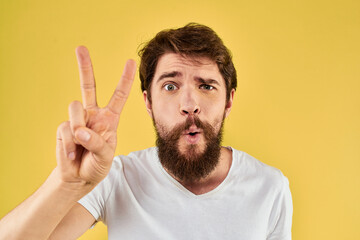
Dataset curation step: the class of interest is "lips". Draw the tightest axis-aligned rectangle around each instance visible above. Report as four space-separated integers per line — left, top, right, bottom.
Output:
183 125 202 144
184 125 201 135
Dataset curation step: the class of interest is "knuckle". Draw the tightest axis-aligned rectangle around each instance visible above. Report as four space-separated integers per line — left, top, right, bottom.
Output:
114 88 129 100
57 121 70 133
90 135 105 152
121 75 133 82
64 141 76 152
80 82 95 90
68 101 81 111
79 64 93 72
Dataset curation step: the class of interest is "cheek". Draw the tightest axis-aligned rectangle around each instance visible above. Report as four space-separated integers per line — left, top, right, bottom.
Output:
203 103 226 129
212 114 225 131
152 101 177 117
151 101 179 130
202 100 226 116
151 91 181 113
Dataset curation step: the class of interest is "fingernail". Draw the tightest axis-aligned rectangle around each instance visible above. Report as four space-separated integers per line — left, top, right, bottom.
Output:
68 152 75 160
77 129 90 142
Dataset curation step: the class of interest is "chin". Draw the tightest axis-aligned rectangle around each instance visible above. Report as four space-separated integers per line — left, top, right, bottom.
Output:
178 143 206 160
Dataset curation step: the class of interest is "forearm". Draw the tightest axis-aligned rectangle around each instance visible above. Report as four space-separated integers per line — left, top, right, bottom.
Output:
0 168 93 240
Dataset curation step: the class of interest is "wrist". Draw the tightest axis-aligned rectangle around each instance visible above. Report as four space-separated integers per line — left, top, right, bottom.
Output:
47 168 96 202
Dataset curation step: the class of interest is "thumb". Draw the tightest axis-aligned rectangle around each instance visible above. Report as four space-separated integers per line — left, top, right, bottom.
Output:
74 127 114 161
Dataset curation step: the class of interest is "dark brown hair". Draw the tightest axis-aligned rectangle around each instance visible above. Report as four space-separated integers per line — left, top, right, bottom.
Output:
138 23 237 102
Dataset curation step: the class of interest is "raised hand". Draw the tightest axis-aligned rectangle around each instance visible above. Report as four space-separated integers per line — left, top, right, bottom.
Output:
56 46 136 187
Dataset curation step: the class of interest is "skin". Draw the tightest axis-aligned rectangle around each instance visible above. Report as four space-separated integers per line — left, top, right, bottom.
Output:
0 46 136 240
0 48 235 239
144 53 235 194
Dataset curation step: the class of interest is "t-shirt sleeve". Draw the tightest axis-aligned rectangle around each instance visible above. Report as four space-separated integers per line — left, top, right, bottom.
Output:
267 175 293 240
77 157 122 225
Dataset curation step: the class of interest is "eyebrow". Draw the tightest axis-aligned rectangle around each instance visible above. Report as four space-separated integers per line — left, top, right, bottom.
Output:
194 77 221 86
156 71 182 83
156 71 221 86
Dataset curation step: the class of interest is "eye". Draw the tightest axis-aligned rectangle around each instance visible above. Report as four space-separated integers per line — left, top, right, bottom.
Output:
200 84 214 90
164 83 178 91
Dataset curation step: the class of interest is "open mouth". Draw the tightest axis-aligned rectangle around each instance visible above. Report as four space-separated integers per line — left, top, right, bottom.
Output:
183 125 202 144
188 132 199 136
184 129 202 144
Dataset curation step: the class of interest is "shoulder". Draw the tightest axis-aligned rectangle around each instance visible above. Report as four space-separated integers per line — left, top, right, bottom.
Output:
85 147 158 200
230 147 289 191
113 147 157 169
111 147 159 180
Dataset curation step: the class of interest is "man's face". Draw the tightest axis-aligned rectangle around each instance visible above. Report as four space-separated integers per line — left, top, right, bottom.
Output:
144 53 234 182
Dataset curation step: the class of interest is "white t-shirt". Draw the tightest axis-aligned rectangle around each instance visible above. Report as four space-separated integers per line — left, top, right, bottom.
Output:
78 147 293 240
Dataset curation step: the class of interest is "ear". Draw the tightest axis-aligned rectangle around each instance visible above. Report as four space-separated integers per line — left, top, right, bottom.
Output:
224 89 235 118
143 90 153 118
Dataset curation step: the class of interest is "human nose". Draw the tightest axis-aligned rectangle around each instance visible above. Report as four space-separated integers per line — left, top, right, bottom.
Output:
179 90 200 116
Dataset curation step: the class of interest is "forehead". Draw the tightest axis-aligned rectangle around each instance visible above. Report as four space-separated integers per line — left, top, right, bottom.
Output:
154 53 222 80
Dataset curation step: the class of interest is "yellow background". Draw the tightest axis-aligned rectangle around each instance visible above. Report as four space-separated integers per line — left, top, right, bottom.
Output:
1 0 359 239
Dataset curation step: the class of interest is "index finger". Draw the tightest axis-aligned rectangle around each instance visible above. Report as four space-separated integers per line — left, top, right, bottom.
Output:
107 59 136 115
75 46 97 109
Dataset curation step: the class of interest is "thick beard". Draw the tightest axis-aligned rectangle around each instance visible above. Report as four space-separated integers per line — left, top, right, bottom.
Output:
154 116 224 183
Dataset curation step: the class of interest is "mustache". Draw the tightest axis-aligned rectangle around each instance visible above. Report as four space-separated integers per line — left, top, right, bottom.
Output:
165 116 216 141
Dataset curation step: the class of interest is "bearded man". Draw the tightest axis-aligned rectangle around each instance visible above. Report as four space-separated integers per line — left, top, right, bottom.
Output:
0 23 293 240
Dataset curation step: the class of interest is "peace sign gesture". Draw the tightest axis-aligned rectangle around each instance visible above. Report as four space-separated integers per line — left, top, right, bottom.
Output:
55 46 136 189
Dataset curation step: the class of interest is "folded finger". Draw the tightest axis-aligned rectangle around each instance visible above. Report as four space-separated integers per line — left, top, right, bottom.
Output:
69 101 86 135
61 123 77 160
56 124 66 163
56 122 77 163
